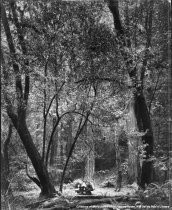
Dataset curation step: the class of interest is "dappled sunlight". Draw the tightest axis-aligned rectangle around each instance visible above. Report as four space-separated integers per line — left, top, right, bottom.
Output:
1 0 170 209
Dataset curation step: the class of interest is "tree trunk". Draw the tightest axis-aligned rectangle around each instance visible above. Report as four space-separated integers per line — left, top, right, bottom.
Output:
42 59 48 162
126 97 141 184
50 118 59 167
135 92 154 188
127 136 139 184
65 114 73 157
8 110 56 197
84 123 95 183
84 140 95 183
114 130 122 190
57 123 65 169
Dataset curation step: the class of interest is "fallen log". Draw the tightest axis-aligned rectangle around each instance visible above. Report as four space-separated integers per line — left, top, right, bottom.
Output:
73 195 140 202
77 198 117 206
74 195 108 199
25 199 48 209
41 199 78 209
39 206 70 210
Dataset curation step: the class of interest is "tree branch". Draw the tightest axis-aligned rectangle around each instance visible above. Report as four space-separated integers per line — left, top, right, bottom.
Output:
45 108 92 166
45 82 65 119
43 81 66 162
21 21 42 34
107 0 135 78
107 0 124 37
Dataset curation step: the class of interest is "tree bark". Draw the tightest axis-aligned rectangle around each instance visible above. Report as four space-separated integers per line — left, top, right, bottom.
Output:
126 97 141 184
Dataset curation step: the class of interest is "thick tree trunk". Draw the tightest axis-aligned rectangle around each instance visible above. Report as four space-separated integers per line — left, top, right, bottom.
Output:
135 92 154 188
126 97 141 184
126 91 154 187
127 136 140 184
8 111 56 197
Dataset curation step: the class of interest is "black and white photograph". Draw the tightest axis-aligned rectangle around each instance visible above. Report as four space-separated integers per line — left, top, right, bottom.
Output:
1 0 171 209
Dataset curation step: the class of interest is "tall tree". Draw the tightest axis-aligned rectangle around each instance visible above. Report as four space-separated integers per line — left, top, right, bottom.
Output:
107 0 154 189
1 1 56 197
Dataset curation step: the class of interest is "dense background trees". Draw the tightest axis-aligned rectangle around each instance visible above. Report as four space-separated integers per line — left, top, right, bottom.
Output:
1 0 170 208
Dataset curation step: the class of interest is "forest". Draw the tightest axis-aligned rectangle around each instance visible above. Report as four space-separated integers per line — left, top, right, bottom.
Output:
1 0 171 209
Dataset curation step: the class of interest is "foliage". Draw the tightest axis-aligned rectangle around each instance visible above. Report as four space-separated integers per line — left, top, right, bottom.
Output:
1 0 170 206
138 181 170 205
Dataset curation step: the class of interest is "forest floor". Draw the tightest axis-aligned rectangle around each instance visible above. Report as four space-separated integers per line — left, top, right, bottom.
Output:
62 183 137 197
2 169 170 209
14 182 137 201
9 180 169 210
7 180 139 209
